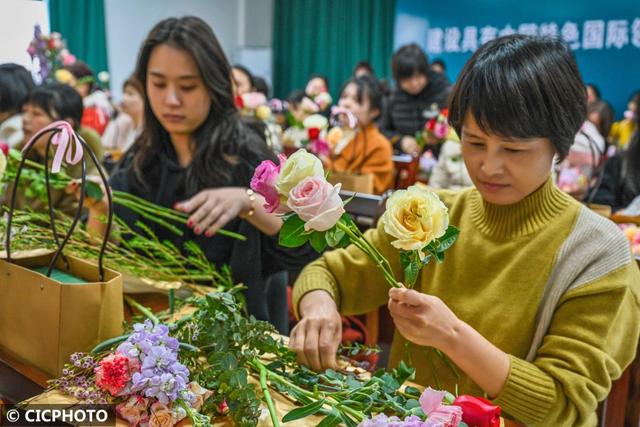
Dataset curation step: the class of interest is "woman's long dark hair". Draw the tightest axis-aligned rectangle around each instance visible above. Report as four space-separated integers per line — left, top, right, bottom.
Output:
132 16 269 195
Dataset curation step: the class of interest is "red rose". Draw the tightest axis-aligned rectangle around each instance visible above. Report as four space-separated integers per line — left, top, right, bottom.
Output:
441 108 449 117
453 395 501 427
426 118 436 132
308 127 320 140
0 141 9 156
48 39 56 50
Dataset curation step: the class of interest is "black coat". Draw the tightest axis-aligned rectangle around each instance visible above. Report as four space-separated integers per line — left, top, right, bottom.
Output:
592 153 639 211
110 135 318 327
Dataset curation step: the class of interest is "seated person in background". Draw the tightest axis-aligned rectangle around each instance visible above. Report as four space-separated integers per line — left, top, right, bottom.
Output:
101 75 144 154
232 64 255 97
353 60 374 77
428 134 473 191
592 112 640 212
0 63 34 147
253 76 270 98
610 90 639 150
2 83 103 215
323 74 393 195
556 120 606 199
587 100 614 145
305 74 332 116
379 43 451 156
585 83 600 104
290 35 640 427
62 61 113 136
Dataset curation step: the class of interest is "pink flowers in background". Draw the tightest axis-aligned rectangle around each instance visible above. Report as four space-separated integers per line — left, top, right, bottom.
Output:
287 176 345 231
620 224 640 256
27 24 76 83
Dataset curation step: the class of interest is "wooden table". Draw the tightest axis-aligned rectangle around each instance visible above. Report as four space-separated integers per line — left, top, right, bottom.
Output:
1 293 519 426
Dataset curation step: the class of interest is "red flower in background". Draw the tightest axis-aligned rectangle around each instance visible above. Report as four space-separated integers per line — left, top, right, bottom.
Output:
453 395 501 427
234 95 244 110
426 118 437 132
0 141 9 156
308 127 320 140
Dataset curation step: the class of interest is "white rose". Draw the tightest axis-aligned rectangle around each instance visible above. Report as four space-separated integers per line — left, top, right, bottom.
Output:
275 149 324 200
303 114 328 130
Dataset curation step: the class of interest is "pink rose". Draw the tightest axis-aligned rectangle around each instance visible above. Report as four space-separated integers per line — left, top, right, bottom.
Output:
433 122 449 139
95 352 140 396
287 176 344 232
310 138 330 157
425 405 463 427
116 395 149 427
250 154 287 213
148 402 175 427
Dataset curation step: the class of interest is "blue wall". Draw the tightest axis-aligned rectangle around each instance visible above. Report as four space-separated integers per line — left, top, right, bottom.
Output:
394 0 640 119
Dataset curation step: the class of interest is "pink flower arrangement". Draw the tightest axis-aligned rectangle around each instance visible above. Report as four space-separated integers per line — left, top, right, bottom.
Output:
250 154 287 213
419 388 462 427
417 108 452 146
27 24 76 83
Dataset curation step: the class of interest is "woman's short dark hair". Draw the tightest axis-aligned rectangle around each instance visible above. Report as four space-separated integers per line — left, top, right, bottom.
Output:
132 16 271 195
286 90 306 107
28 83 83 130
448 35 586 162
232 64 255 90
339 74 384 119
391 43 430 82
0 63 35 115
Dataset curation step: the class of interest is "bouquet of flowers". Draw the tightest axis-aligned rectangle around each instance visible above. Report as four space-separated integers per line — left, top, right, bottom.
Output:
51 320 212 427
417 108 454 147
250 149 459 288
312 91 333 111
236 92 272 121
325 106 358 156
27 24 76 84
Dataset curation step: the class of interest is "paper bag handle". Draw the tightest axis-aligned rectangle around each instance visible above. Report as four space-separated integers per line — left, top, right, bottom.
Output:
5 121 113 281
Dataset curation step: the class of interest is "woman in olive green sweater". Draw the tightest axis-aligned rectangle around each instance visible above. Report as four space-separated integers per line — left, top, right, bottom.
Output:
290 35 640 427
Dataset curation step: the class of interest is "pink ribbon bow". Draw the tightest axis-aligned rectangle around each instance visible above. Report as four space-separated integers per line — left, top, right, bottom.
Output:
330 106 358 129
22 120 83 173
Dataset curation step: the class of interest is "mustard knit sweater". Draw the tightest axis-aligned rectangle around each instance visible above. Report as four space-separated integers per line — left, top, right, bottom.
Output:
293 179 640 426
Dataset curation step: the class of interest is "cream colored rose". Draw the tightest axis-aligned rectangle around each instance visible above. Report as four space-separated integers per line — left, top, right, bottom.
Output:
380 185 449 252
275 149 324 200
303 114 328 130
255 105 272 121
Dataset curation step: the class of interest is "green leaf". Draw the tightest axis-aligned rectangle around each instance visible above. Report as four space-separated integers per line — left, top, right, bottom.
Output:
325 227 345 247
317 411 343 427
309 231 327 253
392 360 416 384
337 231 351 248
404 260 421 287
282 398 326 423
279 214 310 248
84 181 104 200
434 226 460 253
340 213 356 228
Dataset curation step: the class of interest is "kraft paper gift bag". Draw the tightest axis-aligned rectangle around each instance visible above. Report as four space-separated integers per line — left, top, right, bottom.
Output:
0 121 123 376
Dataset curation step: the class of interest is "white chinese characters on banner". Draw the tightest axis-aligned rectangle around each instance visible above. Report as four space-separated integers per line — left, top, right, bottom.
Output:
583 20 605 49
444 27 461 52
562 21 581 50
606 20 629 49
425 18 640 54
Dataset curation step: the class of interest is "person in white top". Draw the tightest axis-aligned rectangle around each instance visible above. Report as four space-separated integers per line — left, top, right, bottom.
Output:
0 64 34 147
429 137 473 190
101 76 144 152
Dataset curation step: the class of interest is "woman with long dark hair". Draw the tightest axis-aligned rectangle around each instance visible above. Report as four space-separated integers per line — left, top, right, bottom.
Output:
87 16 314 331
